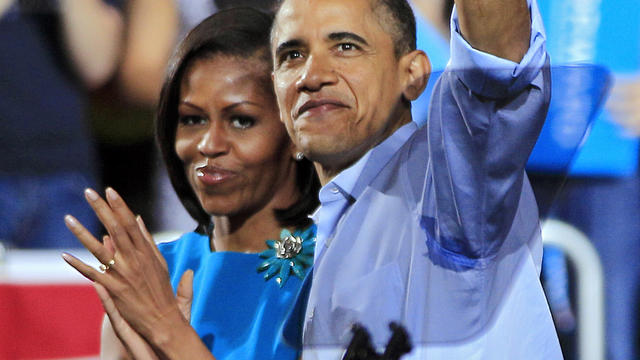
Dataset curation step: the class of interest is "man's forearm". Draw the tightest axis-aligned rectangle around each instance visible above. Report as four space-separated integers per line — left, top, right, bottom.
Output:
59 0 123 89
454 0 531 62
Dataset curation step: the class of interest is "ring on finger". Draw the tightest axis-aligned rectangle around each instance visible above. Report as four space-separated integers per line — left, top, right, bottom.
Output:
99 258 116 272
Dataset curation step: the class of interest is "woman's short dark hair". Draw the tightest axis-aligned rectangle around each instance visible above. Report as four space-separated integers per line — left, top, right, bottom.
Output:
156 7 319 234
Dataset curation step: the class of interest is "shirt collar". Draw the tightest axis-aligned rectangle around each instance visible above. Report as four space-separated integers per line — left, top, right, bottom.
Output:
320 121 419 203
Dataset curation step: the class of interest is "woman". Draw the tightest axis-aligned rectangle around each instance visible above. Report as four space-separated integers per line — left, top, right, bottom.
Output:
62 7 319 359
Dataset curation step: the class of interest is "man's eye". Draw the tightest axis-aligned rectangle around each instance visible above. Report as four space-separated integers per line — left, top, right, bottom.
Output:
281 50 303 63
230 116 255 129
178 115 207 126
338 43 358 52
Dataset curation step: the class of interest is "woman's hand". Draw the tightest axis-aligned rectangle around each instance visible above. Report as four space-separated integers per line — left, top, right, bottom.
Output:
63 188 202 354
97 282 158 360
61 188 213 360
98 267 194 360
63 187 183 338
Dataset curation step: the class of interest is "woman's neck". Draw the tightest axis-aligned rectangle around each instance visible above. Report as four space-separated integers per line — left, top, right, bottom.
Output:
210 211 286 253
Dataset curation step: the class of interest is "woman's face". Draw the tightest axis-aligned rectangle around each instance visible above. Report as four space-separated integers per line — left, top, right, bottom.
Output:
175 55 298 219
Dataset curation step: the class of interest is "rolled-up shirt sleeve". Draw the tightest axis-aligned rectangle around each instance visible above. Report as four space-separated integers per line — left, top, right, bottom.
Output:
448 0 547 98
424 0 550 261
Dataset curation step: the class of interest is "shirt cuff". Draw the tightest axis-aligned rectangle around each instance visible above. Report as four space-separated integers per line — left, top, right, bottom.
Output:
448 0 547 98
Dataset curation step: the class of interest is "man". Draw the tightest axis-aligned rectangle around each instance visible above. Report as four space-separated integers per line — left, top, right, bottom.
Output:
271 0 561 358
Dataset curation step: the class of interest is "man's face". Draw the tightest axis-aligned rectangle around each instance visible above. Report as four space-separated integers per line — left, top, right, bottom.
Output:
272 0 408 171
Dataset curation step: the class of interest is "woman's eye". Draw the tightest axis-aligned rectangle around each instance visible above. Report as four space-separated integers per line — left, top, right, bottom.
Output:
178 115 207 126
230 116 255 129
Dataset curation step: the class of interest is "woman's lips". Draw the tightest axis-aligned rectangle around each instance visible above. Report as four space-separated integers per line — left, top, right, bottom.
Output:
195 166 236 186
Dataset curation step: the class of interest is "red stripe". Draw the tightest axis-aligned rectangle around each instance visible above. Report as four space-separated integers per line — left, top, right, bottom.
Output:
0 284 103 359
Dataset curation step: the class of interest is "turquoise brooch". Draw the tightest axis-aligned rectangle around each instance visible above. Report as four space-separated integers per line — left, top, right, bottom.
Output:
257 224 316 287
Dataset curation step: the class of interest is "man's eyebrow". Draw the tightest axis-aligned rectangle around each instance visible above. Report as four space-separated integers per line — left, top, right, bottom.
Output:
327 32 369 46
275 39 305 57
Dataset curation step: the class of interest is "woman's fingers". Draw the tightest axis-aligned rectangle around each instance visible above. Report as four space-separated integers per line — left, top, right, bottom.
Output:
64 215 113 266
136 215 153 243
136 216 168 270
176 269 194 322
95 284 160 360
104 187 148 251
103 235 115 258
83 188 136 256
61 252 112 284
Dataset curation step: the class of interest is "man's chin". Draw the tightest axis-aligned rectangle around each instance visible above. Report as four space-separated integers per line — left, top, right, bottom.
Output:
302 145 364 174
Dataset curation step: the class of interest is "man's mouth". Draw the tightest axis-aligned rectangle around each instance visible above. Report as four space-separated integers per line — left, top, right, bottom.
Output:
295 99 348 119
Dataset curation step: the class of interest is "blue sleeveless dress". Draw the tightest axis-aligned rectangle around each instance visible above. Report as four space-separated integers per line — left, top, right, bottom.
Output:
158 230 311 359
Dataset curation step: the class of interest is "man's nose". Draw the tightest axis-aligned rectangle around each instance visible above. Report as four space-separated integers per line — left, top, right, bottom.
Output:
197 121 229 157
295 54 338 92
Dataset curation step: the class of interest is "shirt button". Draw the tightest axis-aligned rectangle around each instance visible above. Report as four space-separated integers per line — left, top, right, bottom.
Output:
330 187 339 194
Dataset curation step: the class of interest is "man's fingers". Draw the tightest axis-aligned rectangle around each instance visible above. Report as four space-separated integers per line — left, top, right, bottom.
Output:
176 269 194 322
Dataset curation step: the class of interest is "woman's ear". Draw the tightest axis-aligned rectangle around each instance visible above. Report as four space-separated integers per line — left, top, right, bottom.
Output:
288 139 303 161
400 50 431 101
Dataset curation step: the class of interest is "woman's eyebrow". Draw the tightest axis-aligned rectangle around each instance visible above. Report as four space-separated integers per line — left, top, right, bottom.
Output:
222 101 261 112
178 101 204 111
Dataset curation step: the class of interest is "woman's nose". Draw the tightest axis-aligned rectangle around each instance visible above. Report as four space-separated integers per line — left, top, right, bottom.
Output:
196 122 229 157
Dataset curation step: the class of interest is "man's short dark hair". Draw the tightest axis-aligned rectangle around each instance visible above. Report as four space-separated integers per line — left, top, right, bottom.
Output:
273 0 417 58
370 0 417 57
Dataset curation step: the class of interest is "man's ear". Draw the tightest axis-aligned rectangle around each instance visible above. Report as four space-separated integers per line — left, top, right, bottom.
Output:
399 50 431 101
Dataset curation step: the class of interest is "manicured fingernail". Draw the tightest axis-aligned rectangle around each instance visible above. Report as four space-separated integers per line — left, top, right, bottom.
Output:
64 214 78 227
85 188 99 201
106 187 118 202
61 252 71 262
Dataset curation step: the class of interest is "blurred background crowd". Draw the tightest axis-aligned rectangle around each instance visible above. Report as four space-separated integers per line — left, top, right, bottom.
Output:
0 0 638 359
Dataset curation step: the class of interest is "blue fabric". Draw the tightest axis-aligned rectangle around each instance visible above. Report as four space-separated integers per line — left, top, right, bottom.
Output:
532 1 640 359
281 266 313 350
530 0 640 176
0 173 98 248
0 3 97 175
526 64 612 174
158 232 307 360
552 177 640 360
300 1 562 358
